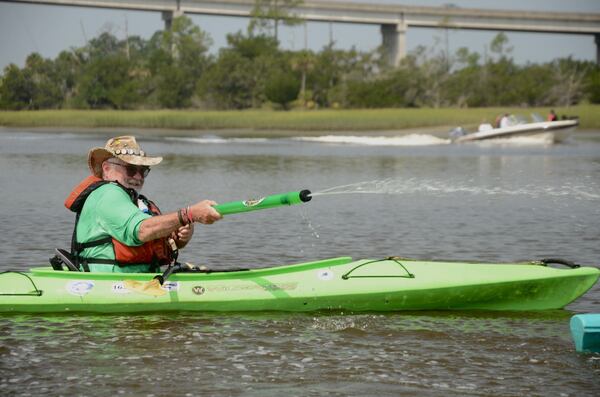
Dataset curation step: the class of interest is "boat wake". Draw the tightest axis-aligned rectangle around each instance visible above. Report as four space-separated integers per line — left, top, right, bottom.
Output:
165 136 270 144
164 134 562 147
165 134 450 146
294 134 450 146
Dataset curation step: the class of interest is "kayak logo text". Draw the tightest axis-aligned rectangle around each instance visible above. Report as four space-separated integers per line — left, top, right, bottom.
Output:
192 286 205 295
112 282 131 294
161 282 180 292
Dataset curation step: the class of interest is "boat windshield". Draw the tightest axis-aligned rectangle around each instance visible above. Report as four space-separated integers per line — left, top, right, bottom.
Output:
530 113 545 122
509 114 527 125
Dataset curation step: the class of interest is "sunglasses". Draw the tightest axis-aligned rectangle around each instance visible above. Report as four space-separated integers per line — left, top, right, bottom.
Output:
107 161 151 178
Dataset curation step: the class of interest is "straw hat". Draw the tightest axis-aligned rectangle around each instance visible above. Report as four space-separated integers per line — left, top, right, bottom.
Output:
88 136 163 177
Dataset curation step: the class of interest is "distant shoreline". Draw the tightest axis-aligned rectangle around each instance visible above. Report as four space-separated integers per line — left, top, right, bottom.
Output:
0 106 597 138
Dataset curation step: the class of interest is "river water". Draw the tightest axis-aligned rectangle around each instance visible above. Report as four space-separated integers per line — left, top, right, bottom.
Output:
1 129 599 396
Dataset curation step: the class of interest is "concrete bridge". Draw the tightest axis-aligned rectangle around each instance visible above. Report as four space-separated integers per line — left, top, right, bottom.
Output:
5 0 600 65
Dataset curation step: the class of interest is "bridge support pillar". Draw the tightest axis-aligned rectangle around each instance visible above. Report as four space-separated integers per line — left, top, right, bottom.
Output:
381 22 406 67
596 34 600 65
162 9 184 31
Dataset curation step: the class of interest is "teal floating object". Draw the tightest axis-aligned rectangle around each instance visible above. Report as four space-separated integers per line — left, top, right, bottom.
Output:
570 314 600 353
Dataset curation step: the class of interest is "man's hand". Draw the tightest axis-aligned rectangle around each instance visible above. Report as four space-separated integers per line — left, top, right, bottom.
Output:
190 200 222 224
173 224 194 249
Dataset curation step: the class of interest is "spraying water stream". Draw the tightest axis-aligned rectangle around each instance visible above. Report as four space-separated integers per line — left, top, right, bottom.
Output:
309 178 600 201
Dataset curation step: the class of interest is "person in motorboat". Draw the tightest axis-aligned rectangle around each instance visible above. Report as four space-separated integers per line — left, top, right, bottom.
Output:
57 136 222 273
499 113 511 128
548 109 558 121
494 114 502 128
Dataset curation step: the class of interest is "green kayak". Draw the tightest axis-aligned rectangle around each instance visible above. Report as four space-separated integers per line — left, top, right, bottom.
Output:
1 256 598 313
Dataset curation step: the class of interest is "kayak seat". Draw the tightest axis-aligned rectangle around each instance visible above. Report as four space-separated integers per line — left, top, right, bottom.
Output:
49 249 80 272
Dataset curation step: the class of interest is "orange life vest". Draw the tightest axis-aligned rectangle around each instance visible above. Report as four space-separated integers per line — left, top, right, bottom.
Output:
65 175 175 271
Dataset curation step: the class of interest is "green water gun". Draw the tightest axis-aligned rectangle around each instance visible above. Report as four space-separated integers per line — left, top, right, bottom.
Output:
213 189 312 216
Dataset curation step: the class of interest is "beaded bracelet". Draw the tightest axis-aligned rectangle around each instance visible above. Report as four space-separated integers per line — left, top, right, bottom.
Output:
177 208 186 226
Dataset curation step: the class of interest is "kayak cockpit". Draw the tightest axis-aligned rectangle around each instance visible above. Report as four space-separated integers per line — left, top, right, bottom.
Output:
29 256 355 280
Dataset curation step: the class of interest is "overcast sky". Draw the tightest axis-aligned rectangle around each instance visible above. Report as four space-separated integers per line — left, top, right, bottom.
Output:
1 0 599 70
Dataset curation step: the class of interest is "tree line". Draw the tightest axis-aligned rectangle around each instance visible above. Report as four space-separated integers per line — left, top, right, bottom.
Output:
1 11 599 111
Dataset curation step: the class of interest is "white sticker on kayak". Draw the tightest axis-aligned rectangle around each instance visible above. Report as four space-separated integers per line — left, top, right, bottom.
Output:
161 282 179 292
317 269 334 281
112 282 131 294
66 280 95 296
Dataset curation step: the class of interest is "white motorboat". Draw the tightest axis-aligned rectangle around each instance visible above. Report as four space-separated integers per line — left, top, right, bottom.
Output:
450 115 578 143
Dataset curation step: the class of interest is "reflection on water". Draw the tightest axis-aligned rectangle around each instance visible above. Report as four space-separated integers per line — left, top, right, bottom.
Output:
1 130 600 396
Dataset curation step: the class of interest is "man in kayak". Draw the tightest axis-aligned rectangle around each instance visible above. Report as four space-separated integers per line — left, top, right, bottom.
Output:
61 136 221 272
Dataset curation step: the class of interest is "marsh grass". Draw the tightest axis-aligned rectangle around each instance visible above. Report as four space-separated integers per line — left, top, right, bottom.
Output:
0 106 597 136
